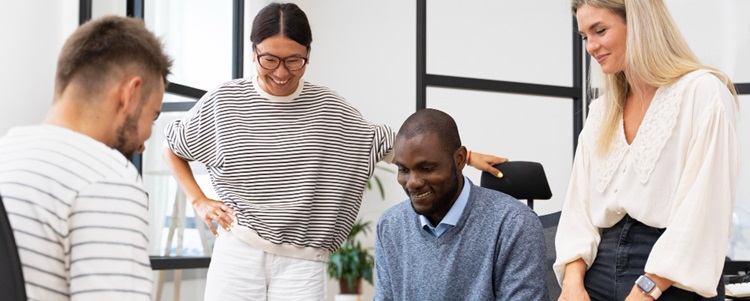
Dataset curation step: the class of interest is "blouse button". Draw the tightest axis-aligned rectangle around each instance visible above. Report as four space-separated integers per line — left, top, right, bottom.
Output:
617 211 622 215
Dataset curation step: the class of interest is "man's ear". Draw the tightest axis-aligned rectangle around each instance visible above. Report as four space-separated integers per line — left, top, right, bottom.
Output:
118 76 143 114
455 146 467 171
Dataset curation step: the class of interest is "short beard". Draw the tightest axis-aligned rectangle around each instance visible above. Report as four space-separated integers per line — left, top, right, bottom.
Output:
411 164 461 218
114 111 141 160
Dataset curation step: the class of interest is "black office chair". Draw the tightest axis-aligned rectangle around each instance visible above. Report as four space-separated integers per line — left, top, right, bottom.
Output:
480 161 552 209
480 161 560 299
0 195 27 301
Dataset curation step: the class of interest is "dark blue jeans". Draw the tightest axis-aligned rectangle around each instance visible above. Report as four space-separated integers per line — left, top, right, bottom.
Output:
583 215 723 301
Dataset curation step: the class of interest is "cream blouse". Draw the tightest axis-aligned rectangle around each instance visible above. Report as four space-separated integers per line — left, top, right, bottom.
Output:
553 70 739 297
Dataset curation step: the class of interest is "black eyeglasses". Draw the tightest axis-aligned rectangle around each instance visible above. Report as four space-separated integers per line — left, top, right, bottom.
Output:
254 49 308 71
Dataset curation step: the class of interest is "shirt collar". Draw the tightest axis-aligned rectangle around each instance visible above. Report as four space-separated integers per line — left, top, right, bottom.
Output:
418 176 471 230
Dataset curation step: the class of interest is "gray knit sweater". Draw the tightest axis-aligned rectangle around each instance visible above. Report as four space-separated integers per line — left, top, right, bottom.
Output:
374 183 549 300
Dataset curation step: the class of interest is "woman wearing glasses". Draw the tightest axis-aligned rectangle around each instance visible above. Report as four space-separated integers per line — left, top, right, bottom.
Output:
162 3 504 300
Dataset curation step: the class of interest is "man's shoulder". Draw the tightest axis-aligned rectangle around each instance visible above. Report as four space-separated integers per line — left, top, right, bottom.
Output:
471 185 531 211
0 125 140 185
377 200 415 230
469 185 541 227
379 200 413 221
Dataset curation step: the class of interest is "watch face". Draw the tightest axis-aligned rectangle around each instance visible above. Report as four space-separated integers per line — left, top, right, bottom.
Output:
637 276 656 293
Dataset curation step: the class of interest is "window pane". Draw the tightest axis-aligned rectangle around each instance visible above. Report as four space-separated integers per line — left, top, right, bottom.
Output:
164 92 201 104
426 0 573 87
92 0 126 19
143 111 218 257
145 0 233 90
426 87 573 215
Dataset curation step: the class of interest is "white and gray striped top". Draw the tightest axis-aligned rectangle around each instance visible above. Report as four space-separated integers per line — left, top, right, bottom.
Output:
0 125 152 301
165 77 393 255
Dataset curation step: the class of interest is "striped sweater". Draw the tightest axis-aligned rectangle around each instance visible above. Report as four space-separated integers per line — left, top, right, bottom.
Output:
0 125 152 301
164 77 394 260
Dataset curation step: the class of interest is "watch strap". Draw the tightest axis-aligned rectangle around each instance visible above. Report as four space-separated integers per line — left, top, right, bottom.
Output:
636 275 662 300
648 283 662 299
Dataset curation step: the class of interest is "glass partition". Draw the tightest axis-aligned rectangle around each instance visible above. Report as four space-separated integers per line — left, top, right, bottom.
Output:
427 87 573 215
92 0 126 18
145 0 233 90
142 111 217 257
426 0 573 87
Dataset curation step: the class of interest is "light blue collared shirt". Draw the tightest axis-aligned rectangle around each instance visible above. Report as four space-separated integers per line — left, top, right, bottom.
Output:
418 176 471 238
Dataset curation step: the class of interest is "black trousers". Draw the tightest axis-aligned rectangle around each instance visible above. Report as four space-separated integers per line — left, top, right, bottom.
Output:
583 215 724 301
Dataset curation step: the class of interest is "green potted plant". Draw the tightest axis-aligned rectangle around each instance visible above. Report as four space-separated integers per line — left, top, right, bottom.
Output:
328 166 392 298
327 219 374 295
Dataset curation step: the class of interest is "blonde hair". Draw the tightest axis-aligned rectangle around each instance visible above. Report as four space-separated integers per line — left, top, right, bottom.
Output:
571 0 738 155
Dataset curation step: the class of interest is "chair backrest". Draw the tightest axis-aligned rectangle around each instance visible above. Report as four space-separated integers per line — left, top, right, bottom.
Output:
0 195 27 301
539 211 562 300
480 161 552 209
479 161 560 299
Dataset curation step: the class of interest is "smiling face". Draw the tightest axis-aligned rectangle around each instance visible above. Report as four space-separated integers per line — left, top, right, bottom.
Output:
394 132 464 225
576 4 627 74
253 35 308 96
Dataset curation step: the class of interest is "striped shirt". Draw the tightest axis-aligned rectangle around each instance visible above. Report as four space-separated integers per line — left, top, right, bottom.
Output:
0 125 152 301
165 77 393 259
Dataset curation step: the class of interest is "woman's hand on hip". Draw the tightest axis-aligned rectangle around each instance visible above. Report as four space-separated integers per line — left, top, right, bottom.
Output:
192 196 236 236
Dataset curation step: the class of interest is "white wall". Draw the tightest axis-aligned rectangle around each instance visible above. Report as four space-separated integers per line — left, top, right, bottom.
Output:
0 0 78 134
1 1 749 300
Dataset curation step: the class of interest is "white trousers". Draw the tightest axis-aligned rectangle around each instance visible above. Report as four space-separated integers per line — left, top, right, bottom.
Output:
204 230 327 301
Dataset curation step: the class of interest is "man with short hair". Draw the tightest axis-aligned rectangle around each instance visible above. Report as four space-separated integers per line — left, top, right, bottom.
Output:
374 109 549 300
0 15 171 300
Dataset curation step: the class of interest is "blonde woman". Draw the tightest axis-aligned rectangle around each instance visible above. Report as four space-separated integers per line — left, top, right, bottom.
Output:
555 0 739 300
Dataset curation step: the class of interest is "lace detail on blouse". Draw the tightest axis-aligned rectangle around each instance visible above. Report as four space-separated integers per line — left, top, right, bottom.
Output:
594 70 709 192
596 121 628 192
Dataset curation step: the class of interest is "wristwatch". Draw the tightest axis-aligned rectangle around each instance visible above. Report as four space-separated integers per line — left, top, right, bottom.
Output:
635 275 662 299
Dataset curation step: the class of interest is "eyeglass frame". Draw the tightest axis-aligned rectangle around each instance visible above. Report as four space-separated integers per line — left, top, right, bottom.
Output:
252 45 309 71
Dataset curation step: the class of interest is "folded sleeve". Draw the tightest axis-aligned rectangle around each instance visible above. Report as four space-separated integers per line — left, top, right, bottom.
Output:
163 89 222 167
553 137 601 285
645 89 739 297
372 124 395 163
